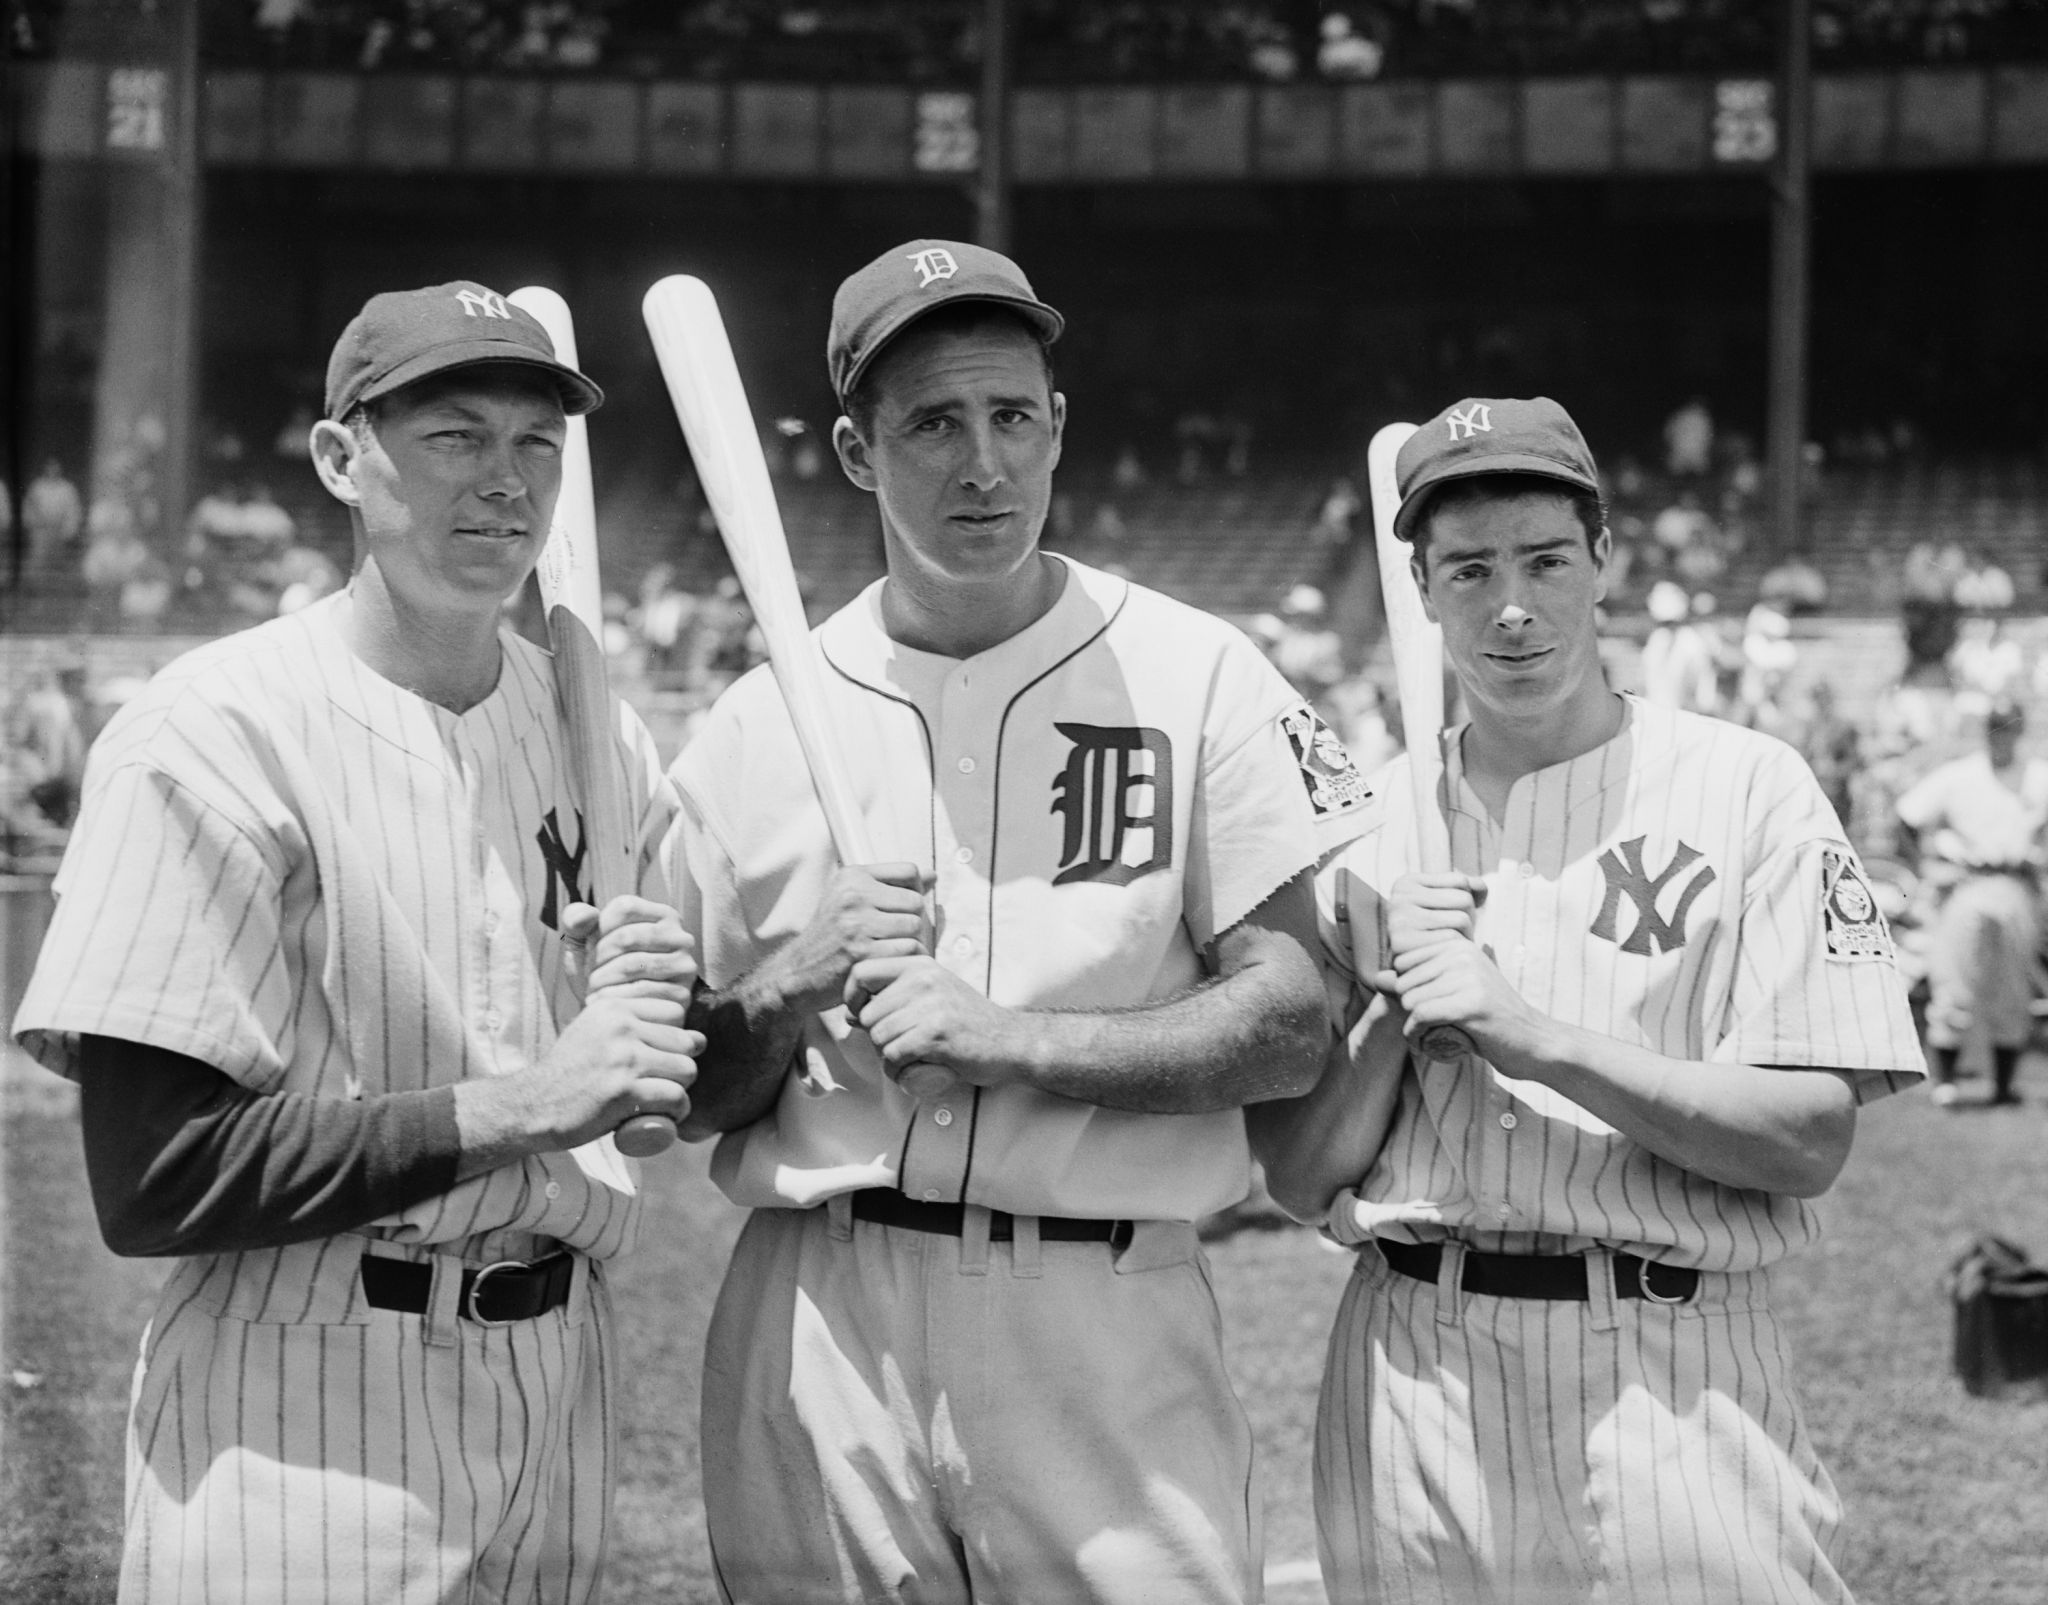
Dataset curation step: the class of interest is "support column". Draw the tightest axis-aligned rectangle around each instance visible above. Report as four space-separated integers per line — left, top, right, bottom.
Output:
975 0 1011 254
1766 0 1813 554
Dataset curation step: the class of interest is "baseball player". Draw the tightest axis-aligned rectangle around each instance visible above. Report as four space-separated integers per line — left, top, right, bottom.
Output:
11 282 699 1604
663 239 1373 1603
1895 696 2048 1107
1250 397 1925 1604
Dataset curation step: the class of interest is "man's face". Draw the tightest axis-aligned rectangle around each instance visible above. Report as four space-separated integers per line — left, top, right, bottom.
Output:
1413 489 1610 728
835 316 1064 591
345 367 566 611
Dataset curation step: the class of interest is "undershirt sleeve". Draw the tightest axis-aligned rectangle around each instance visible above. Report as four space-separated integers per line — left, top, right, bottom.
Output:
78 1034 463 1257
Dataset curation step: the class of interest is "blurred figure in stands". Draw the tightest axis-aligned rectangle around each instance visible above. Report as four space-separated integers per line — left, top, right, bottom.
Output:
1663 395 1713 477
1759 552 1829 615
1895 698 2047 1108
1792 680 1861 840
6 651 90 828
1738 603 1799 738
1638 581 1717 714
633 561 696 683
1325 674 1400 774
23 457 84 578
1317 12 1383 78
1954 546 2016 613
1264 582 1345 702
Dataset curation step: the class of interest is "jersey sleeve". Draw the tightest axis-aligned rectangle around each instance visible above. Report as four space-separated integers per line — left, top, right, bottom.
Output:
1181 643 1376 949
14 758 297 1091
1712 763 1926 1097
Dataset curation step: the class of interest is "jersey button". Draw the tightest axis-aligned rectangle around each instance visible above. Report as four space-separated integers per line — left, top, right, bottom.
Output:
933 1108 954 1127
957 756 977 774
1499 1112 1518 1130
545 1181 561 1199
1519 862 1535 878
955 845 974 864
922 1187 942 1202
1495 1202 1513 1220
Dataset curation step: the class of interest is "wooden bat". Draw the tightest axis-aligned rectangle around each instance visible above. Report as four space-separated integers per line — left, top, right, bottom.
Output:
510 285 678 1159
1367 421 1475 1064
640 274 955 1102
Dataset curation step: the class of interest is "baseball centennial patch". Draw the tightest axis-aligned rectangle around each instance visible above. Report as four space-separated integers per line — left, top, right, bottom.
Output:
1821 847 1893 962
1280 705 1372 820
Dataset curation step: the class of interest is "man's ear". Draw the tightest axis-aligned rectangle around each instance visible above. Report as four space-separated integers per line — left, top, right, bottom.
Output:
1408 548 1440 624
1049 390 1067 472
1592 524 1613 606
310 419 362 506
833 415 876 493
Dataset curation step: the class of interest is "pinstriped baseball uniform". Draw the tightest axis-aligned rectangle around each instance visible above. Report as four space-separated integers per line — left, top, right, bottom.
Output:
1312 695 1924 1604
1893 750 2048 1051
667 555 1371 1602
13 592 674 1603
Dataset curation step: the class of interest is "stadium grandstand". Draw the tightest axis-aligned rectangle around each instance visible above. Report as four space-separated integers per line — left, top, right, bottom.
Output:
4 0 2047 839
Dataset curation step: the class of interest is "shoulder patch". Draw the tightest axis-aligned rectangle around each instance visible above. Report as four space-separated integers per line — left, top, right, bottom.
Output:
1280 704 1372 820
1822 847 1894 963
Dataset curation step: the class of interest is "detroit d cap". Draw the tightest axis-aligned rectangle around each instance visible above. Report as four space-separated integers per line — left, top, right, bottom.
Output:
828 240 1064 406
324 281 603 421
1393 396 1600 540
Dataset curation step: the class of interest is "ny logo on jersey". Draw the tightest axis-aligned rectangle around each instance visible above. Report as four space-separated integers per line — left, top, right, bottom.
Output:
1590 835 1716 956
535 807 590 932
456 288 512 319
908 247 959 287
1445 402 1492 440
1049 722 1174 886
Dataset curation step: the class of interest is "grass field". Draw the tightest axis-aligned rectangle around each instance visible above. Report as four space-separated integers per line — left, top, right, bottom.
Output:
6 1046 2047 1603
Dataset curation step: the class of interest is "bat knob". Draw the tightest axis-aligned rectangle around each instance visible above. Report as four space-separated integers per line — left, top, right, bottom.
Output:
896 1063 957 1101
1418 1025 1476 1064
615 1113 679 1158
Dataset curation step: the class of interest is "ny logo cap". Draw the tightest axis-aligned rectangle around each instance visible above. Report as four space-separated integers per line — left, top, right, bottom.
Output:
1393 395 1600 539
324 280 603 421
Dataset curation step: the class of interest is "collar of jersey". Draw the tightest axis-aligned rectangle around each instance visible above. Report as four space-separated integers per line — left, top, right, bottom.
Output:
818 552 1129 701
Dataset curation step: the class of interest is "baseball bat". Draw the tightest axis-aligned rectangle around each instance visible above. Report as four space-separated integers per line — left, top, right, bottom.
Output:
1367 421 1475 1064
510 286 678 1159
640 275 955 1102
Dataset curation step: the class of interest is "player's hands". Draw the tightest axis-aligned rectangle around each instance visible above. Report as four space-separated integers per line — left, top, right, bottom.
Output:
765 862 931 1015
1373 936 1547 1074
561 897 698 1007
530 993 703 1149
846 955 1027 1090
1383 872 1489 968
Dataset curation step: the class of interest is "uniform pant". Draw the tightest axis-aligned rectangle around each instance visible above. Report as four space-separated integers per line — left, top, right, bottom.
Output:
1315 1245 1852 1605
701 1201 1263 1605
1924 872 2039 1051
120 1252 615 1605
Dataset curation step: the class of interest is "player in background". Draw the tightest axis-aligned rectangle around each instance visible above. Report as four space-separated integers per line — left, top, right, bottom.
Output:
1894 696 2048 1107
11 282 700 1605
663 240 1372 1603
1250 396 1925 1605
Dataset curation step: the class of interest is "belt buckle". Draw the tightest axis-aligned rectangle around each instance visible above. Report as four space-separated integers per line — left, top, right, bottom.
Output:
1634 1256 1693 1307
464 1259 530 1327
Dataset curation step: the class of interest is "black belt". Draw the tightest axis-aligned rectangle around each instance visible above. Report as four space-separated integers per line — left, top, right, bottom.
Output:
1376 1238 1700 1304
360 1251 576 1327
851 1189 1134 1250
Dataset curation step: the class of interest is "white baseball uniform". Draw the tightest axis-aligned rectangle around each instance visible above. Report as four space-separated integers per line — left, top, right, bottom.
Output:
13 593 674 1604
1309 696 1924 1604
665 554 1371 1603
1894 750 2048 1051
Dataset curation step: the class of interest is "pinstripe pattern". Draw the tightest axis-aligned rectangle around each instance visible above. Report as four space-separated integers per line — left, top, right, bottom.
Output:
13 593 672 1603
1315 1250 1852 1605
1308 697 1923 1604
1320 697 1925 1273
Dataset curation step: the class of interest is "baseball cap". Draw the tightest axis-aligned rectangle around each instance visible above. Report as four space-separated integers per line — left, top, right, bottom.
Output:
324 281 603 421
1393 396 1600 540
828 239 1064 405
